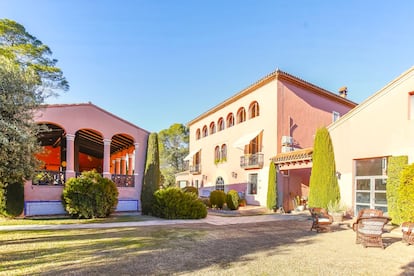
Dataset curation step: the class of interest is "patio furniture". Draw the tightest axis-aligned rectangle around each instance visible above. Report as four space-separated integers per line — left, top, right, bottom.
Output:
309 207 333 232
401 222 414 245
354 216 390 249
352 209 384 232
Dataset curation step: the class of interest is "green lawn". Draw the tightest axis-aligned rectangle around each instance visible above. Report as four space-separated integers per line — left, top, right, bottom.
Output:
0 226 205 275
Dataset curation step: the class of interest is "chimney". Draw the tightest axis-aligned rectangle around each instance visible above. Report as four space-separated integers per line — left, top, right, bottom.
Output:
338 86 347 98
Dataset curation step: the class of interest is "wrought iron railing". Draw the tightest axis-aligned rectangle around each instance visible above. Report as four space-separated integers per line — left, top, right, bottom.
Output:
240 153 264 169
32 170 65 186
111 174 135 187
189 164 202 174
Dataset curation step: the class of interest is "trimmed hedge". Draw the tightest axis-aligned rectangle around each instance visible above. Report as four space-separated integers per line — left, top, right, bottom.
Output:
226 190 240 210
210 190 226 209
397 163 414 223
387 156 408 224
0 181 24 218
152 187 207 219
62 171 119 218
308 127 340 209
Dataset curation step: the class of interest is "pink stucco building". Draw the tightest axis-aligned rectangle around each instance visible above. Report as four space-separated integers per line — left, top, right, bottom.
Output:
177 69 356 211
25 103 149 216
329 66 414 215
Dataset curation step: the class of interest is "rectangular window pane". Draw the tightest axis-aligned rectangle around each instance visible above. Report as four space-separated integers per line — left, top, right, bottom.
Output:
375 179 387 191
356 158 385 176
356 192 370 204
374 193 387 205
356 179 370 190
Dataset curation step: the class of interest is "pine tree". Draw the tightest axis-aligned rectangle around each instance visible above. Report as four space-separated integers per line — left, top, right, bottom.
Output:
308 127 340 209
266 161 277 210
141 133 161 215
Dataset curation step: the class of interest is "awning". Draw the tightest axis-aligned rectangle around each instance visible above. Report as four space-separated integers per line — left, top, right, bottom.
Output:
184 149 200 161
233 129 263 149
271 147 313 170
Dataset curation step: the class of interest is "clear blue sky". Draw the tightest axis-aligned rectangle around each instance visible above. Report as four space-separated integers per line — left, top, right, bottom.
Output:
1 1 413 132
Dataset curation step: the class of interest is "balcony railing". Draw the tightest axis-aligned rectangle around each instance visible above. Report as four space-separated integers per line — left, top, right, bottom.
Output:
111 174 135 187
32 170 65 186
240 153 264 169
189 164 202 174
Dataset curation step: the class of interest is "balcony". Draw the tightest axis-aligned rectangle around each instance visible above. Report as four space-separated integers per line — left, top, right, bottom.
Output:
240 153 264 169
190 164 202 174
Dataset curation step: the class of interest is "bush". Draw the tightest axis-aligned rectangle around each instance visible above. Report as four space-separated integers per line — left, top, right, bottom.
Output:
199 197 211 207
387 156 408 225
226 190 240 210
182 186 198 196
210 190 226 209
397 163 414 223
152 187 207 219
62 170 119 218
0 181 24 218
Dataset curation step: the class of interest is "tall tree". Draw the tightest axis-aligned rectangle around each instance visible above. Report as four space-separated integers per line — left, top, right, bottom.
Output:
308 127 340 209
158 123 189 187
141 133 161 215
266 161 277 210
0 19 68 217
0 19 69 96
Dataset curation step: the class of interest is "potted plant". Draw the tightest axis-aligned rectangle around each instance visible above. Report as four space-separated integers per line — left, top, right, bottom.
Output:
327 200 346 222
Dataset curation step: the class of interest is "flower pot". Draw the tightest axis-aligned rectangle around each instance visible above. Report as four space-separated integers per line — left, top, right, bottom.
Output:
331 212 344 222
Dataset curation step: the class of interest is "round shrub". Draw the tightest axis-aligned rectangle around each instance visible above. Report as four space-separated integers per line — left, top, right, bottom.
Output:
226 189 240 210
152 187 207 219
182 186 198 196
397 163 414 222
0 181 24 218
210 190 226 209
62 170 119 218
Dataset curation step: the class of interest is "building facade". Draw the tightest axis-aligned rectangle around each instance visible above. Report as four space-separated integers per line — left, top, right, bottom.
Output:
329 66 414 215
178 70 356 211
25 103 149 216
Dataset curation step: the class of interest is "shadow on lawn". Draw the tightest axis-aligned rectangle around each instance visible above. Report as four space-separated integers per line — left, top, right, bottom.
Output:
11 220 320 275
4 218 399 275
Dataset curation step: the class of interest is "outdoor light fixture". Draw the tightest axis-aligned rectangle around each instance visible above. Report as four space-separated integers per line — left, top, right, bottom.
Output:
232 172 237 178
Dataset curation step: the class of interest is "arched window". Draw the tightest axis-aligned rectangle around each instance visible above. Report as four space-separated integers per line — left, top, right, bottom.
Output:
202 125 208 137
214 146 220 163
226 113 234 128
217 117 225 131
209 122 216 135
196 129 201 140
216 176 224 191
221 144 227 161
249 101 260 119
236 107 246 123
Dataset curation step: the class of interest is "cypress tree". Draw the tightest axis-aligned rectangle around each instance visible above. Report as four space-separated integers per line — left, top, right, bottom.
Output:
266 161 277 210
308 127 340 209
141 133 161 215
387 156 408 225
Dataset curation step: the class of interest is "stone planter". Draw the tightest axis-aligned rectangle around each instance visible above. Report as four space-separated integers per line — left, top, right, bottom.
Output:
330 212 344 222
